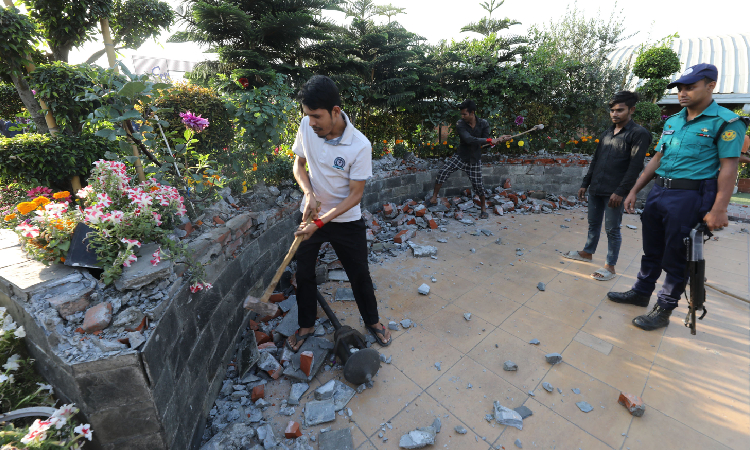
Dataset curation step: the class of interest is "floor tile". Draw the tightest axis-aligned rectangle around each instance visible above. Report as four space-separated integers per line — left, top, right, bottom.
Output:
523 290 595 329
562 338 652 395
386 326 464 389
499 306 579 355
581 306 663 362
420 304 494 354
452 285 522 326
624 406 731 450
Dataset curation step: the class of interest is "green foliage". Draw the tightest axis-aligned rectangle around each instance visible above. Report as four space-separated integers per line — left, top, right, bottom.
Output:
248 155 295 188
0 7 39 76
112 0 174 48
0 83 24 120
0 133 117 189
23 0 112 62
461 0 520 36
27 62 99 135
636 78 670 103
151 82 233 156
633 46 681 80
632 101 662 131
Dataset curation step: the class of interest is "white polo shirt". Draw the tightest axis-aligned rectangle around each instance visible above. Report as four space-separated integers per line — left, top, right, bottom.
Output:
292 111 372 223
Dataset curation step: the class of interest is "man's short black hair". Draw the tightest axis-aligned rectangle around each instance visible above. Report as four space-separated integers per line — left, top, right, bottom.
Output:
458 99 477 113
608 91 639 109
296 75 341 114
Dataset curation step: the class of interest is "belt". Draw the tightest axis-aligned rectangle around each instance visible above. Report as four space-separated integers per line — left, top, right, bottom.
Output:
654 176 711 190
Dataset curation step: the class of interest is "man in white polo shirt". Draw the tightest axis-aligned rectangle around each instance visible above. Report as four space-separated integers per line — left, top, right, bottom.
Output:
286 75 391 352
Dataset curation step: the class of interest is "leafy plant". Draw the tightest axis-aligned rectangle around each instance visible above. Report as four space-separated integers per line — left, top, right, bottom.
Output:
0 133 118 189
633 46 681 80
0 7 39 77
633 101 663 131
0 83 25 120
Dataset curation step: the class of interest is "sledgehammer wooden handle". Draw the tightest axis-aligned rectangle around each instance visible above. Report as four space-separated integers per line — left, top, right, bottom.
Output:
256 202 320 304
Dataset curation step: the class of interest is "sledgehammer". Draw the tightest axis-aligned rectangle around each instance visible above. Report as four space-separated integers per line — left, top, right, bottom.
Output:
482 123 545 148
243 202 320 316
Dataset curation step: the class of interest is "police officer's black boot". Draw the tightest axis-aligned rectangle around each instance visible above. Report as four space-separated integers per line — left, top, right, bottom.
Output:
607 289 650 307
632 305 672 331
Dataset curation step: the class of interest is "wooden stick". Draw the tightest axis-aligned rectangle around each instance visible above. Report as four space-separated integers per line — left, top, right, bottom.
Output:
256 202 320 304
482 124 544 148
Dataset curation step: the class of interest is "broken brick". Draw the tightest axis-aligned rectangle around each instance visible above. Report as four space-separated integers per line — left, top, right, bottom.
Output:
181 221 194 237
407 217 417 225
255 331 272 345
618 392 646 417
428 219 438 229
300 351 314 377
213 215 225 225
269 293 286 303
82 302 113 333
251 385 265 402
383 203 394 217
503 178 512 189
285 421 302 439
247 319 260 331
258 342 276 350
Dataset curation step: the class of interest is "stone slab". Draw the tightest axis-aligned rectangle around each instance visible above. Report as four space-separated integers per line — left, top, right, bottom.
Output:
0 245 30 270
335 288 355 302
115 243 174 291
0 259 81 295
573 331 613 355
303 399 336 426
275 303 299 337
318 427 354 450
328 269 349 282
283 336 332 381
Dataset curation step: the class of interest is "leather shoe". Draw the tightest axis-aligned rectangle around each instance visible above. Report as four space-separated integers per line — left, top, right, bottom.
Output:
632 305 672 331
607 289 650 307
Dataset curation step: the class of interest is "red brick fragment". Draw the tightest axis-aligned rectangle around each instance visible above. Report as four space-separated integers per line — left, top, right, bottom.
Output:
285 421 302 439
82 302 112 333
213 215 225 225
407 218 416 225
618 392 646 417
503 178 512 189
258 342 276 350
407 200 417 206
248 319 260 331
300 351 314 377
428 219 438 229
252 385 265 402
383 203 394 217
393 230 408 244
255 331 272 345
269 293 285 303
181 221 194 237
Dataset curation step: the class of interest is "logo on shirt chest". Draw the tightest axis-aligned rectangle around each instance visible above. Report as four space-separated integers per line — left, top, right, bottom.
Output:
333 157 346 170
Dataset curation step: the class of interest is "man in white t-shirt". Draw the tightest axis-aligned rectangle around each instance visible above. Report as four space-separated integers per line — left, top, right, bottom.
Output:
286 75 391 352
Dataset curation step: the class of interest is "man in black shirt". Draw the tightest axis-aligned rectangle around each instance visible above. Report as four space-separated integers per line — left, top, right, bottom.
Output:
427 100 511 218
563 91 652 280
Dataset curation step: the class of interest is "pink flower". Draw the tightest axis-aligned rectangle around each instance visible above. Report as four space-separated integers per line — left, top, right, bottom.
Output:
179 110 210 133
204 283 213 290
514 116 525 126
21 419 52 443
96 192 112 207
16 223 40 238
189 282 204 293
123 253 138 267
104 210 124 224
131 193 152 209
49 404 79 430
176 204 187 217
74 423 93 441
150 247 161 266
120 238 141 248
76 185 94 199
26 186 52 199
83 205 105 224
152 212 162 226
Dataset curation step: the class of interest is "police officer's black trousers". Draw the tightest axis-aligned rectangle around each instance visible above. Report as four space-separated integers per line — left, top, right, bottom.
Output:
295 218 380 329
631 180 716 309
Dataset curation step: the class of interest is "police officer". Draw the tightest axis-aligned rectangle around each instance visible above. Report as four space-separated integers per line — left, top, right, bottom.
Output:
608 63 748 331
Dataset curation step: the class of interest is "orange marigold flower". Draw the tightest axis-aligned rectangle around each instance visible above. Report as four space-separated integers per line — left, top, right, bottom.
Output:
4 213 16 221
32 196 50 206
595 139 599 143
442 141 447 145
252 163 258 171
382 139 387 143
17 202 38 215
60 257 66 263
53 191 70 199
150 186 159 192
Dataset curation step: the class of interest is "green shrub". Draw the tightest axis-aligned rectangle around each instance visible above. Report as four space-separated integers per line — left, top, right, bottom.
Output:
637 78 670 103
0 133 118 188
633 46 681 80
151 82 233 157
0 83 24 120
27 62 99 135
633 101 662 131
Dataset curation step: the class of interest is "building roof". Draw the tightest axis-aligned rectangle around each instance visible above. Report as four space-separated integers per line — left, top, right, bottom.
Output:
609 33 750 105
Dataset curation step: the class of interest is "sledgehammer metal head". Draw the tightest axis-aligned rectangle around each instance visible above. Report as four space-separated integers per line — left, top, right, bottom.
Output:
333 325 382 385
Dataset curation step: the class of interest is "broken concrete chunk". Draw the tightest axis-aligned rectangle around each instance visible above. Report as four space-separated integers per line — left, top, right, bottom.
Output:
115 243 173 291
626 224 637 229
335 288 355 301
542 382 554 392
463 313 472 321
495 238 502 245
304 400 336 426
431 417 441 433
545 353 563 364
529 338 540 345
618 392 646 417
572 388 581 395
288 383 309 405
514 438 523 448
434 362 441 371
314 380 336 400
410 244 438 258
400 319 414 328
537 282 546 291
576 401 593 413
503 361 518 371
332 381 356 411
388 321 400 331
328 269 350 282
125 331 145 349
318 428 354 450
514 405 533 419
493 401 523 430
454 425 467 434
398 426 436 449
418 283 430 295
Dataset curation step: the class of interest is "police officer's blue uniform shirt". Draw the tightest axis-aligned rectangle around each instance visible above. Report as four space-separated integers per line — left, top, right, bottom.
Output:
655 100 745 179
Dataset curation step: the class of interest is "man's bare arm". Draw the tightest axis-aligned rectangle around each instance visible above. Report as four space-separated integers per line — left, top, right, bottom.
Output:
295 180 366 240
704 157 739 230
624 152 663 213
294 155 319 221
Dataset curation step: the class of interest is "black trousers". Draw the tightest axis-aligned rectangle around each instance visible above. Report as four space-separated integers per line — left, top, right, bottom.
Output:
295 218 379 328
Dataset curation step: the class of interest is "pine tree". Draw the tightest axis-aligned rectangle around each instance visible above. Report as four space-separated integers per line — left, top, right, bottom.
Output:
171 0 341 86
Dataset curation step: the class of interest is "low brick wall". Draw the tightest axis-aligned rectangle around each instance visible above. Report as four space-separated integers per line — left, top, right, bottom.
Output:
0 158 653 450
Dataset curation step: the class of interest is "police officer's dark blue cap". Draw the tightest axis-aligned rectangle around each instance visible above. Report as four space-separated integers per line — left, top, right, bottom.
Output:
667 63 718 88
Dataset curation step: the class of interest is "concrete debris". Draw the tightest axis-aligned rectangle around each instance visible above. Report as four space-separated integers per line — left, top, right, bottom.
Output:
528 390 535 397
418 283 431 295
454 425 467 435
572 388 581 395
515 438 523 448
432 417 441 433
437 239 448 243
626 225 637 229
200 423 256 450
529 338 540 345
304 399 336 426
388 321 400 331
328 269 350 281
430 277 437 283
576 401 594 413
114 243 174 291
495 238 502 245
493 401 523 430
335 288 355 301
399 426 437 449
463 313 472 321
434 362 441 371
618 392 646 417
545 353 563 364
332 381 356 411
410 244 438 258
288 383 309 405
470 248 476 253
537 282 546 291
542 382 554 392
514 405 533 419
400 319 414 328
503 361 518 371
314 380 336 400
318 428 354 450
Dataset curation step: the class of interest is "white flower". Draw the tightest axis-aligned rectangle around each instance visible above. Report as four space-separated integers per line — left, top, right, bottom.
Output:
0 374 8 383
74 423 93 441
20 419 52 444
3 353 22 372
49 403 79 429
14 326 26 338
37 382 54 394
2 314 17 332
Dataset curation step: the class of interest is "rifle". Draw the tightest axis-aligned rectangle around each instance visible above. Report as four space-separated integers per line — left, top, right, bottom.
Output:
683 222 712 335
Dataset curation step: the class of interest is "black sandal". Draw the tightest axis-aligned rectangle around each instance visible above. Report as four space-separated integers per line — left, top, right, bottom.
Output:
285 329 314 352
367 324 392 347
479 211 489 219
